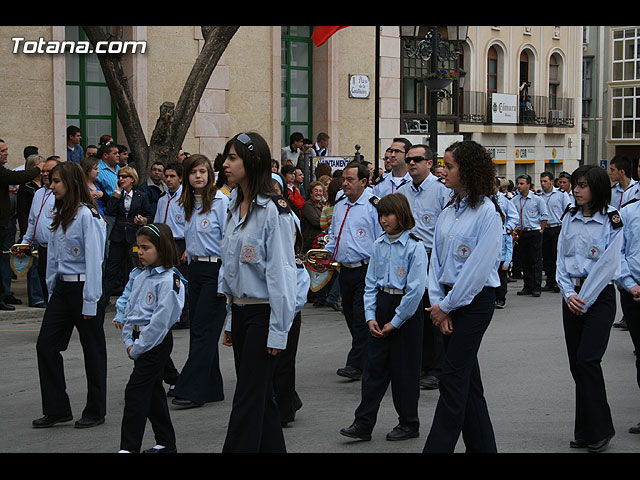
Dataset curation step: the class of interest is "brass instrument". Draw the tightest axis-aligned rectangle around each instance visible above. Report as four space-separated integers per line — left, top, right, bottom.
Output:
304 249 340 271
3 243 38 258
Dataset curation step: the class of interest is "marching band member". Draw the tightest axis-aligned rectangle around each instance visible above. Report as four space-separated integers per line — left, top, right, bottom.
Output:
423 141 502 453
340 193 426 442
33 162 107 429
220 132 297 452
325 161 383 381
171 154 229 409
556 164 623 453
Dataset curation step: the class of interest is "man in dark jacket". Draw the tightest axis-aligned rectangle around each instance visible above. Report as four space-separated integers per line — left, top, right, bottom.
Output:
0 139 42 310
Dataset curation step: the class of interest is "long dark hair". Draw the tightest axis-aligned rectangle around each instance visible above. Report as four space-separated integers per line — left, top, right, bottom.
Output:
569 164 611 217
445 141 496 209
49 162 98 233
179 154 218 222
223 132 275 225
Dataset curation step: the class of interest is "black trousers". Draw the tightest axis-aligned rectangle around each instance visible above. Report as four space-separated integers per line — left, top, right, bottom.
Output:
223 304 286 453
37 245 48 300
496 261 508 302
274 310 302 424
424 287 497 453
173 238 190 326
422 289 444 377
338 264 369 370
542 226 561 287
103 239 133 301
562 284 616 443
35 279 107 419
619 289 640 390
355 291 423 432
518 229 543 292
172 261 225 404
120 331 175 452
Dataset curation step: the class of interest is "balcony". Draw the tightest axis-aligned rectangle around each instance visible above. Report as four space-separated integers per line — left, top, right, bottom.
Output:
459 91 575 127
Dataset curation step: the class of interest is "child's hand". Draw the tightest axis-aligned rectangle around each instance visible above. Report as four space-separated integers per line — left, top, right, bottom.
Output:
368 320 383 338
222 331 232 347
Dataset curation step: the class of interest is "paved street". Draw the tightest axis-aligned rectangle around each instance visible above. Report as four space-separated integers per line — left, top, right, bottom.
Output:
1 274 639 454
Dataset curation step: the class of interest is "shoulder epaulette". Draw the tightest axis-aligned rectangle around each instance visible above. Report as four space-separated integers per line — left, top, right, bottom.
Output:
173 272 181 293
560 203 572 220
85 203 101 219
621 197 639 209
271 195 291 214
335 194 346 204
608 210 623 229
409 232 422 242
369 195 379 207
438 177 446 184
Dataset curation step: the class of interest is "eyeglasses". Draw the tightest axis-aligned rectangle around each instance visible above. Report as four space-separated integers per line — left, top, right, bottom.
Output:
236 133 254 152
405 156 428 163
388 148 405 155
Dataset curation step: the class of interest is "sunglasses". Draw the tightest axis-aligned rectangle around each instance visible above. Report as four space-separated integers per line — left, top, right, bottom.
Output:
404 156 429 163
236 133 254 152
118 174 132 179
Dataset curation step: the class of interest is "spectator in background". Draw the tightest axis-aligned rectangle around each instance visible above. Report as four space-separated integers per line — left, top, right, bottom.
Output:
214 153 235 197
314 162 332 182
99 134 113 146
282 164 305 217
281 132 303 167
137 161 167 218
301 181 325 253
85 145 98 158
312 132 330 157
271 159 280 173
117 145 129 168
81 156 106 217
66 125 84 164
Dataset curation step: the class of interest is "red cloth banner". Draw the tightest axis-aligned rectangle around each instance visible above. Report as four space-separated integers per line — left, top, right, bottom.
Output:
311 26 348 47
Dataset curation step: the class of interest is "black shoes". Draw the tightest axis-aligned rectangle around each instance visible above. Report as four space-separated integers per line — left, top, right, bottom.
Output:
531 290 541 297
172 397 203 409
4 294 22 305
0 301 15 311
586 434 614 453
29 302 47 308
541 285 560 293
142 445 177 453
340 423 371 441
517 289 541 297
336 366 361 380
32 413 73 428
74 417 105 428
495 299 505 309
386 424 419 441
629 422 640 434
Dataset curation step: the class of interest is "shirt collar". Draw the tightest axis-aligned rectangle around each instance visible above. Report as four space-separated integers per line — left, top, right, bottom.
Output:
571 208 606 224
381 230 410 246
411 173 436 192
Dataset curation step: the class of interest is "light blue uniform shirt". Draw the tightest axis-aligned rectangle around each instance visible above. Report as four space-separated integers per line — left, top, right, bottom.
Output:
372 171 412 198
121 266 185 360
611 179 637 210
219 192 297 350
364 231 427 328
21 185 55 246
154 185 186 239
511 190 549 229
46 203 106 316
397 174 451 250
325 188 383 264
556 206 623 312
540 188 571 226
428 195 502 314
617 200 640 292
97 160 120 197
495 192 518 233
184 190 229 262
621 183 640 207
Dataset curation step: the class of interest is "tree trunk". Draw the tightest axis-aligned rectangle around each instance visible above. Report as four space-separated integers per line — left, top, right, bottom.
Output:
82 26 239 181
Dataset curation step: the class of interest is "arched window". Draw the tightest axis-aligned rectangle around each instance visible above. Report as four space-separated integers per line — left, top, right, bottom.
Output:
488 46 498 94
549 53 560 110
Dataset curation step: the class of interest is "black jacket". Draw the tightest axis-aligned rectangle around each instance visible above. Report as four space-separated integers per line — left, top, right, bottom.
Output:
0 166 41 228
105 188 152 244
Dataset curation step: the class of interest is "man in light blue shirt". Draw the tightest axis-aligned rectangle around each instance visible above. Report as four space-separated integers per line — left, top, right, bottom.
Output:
512 174 548 296
539 172 570 292
372 138 412 198
325 161 383 380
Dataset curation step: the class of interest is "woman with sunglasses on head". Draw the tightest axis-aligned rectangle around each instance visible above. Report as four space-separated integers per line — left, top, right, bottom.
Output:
556 165 623 453
102 166 152 304
423 141 503 453
220 132 297 453
170 154 229 409
32 162 107 429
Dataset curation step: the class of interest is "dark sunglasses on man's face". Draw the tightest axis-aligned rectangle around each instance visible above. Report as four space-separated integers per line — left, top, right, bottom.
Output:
405 156 428 164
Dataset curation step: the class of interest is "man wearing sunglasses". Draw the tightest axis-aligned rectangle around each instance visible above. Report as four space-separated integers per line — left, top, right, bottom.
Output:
372 138 412 198
398 144 452 392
